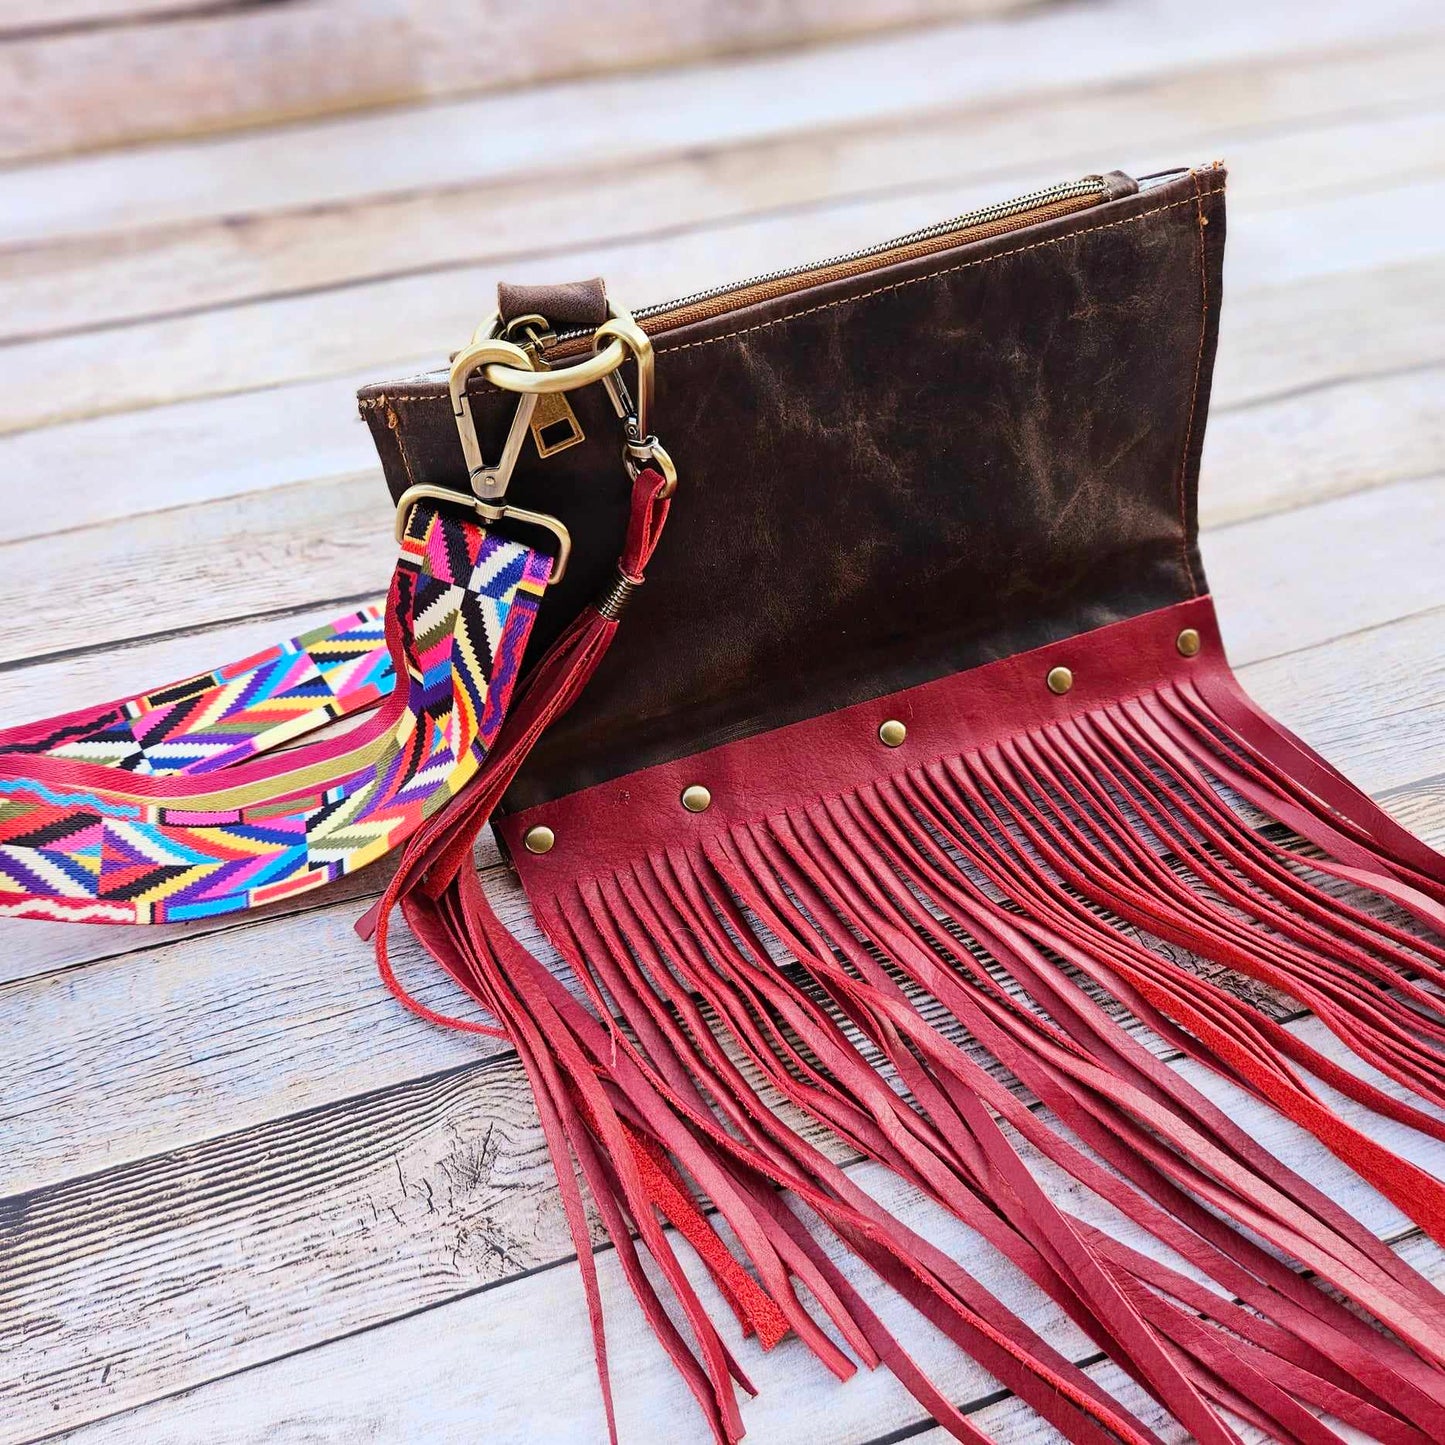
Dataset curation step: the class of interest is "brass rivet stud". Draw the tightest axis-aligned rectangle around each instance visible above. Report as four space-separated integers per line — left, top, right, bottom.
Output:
1176 627 1202 658
523 824 555 855
878 719 907 748
1046 665 1074 696
681 784 712 813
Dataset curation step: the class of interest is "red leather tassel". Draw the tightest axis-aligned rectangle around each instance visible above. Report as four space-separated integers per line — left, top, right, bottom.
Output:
370 590 1445 1443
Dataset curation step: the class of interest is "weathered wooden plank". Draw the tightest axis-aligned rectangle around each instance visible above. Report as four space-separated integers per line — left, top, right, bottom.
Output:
1240 604 1445 803
5 51 1442 343
0 1054 592 1443
0 470 391 667
2 581 1443 1192
1205 474 1445 667
1211 253 1445 410
31 1018 1442 1445
3 0 1437 236
929 1231 1443 1445
0 829 548 1198
1201 364 1444 525
6 237 1438 550
0 0 1050 164
1382 773 1445 845
6 160 1444 438
0 365 400 544
3 453 1438 680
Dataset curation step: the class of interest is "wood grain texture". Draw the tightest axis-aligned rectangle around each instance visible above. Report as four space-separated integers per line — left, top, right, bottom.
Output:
0 835 540 1198
1 585 1440 1188
0 471 391 667
1205 473 1445 666
1211 253 1445 409
6 167 1445 439
0 0 1045 163
3 0 1444 1439
3 49 1441 342
26 1019 1439 1444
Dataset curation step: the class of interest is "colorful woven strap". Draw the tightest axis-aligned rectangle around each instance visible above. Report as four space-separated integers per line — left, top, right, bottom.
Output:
0 500 551 924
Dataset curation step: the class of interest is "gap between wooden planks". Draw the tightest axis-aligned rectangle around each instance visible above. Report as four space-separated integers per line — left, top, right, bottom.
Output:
2 38 1441 342
14 1015 1442 1444
0 467 1440 988
2 578 1442 1197
5 139 1445 439
0 0 1045 163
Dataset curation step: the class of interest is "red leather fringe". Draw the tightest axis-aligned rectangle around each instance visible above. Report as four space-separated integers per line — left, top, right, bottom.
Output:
368 595 1445 1443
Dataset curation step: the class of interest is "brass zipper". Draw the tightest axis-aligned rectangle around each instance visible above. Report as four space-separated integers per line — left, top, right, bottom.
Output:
548 173 1135 359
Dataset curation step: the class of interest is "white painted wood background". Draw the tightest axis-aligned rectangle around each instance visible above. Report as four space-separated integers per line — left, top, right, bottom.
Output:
1 0 1443 1439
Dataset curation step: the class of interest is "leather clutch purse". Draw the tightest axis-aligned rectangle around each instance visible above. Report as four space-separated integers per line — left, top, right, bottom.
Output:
6 162 1445 1445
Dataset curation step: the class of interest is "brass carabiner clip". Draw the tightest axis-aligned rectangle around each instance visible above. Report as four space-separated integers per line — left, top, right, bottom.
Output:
422 337 574 579
480 304 676 497
593 313 676 497
448 336 538 501
416 300 675 583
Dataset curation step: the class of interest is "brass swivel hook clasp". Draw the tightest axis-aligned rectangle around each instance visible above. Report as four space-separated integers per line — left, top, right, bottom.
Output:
396 299 677 582
482 304 677 499
594 313 676 497
394 337 575 581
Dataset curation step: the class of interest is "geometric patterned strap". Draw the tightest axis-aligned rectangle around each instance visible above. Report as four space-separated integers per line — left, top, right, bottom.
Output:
0 605 391 776
0 500 551 924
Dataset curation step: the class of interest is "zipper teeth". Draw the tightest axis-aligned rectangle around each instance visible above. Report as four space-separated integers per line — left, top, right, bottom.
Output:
555 175 1106 342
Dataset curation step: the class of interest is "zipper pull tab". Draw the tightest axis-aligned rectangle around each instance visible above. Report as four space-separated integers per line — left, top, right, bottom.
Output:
529 388 587 459
504 315 587 459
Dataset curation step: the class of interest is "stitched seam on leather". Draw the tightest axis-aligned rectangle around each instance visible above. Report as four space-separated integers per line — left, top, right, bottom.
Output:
1175 170 1214 598
656 188 1226 357
366 189 1225 403
385 401 421 490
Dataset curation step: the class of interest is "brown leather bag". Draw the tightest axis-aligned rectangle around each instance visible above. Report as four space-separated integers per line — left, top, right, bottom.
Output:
360 163 1445 1445
363 168 1203 807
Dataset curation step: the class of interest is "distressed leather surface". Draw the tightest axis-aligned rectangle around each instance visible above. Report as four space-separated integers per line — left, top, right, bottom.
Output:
497 277 608 328
359 165 1227 809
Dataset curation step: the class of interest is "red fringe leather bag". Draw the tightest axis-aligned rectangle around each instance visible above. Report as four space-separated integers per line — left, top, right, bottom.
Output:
7 163 1445 1443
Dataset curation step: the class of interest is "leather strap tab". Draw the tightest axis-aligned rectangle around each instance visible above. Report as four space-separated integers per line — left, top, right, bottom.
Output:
1099 169 1140 200
498 277 608 329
